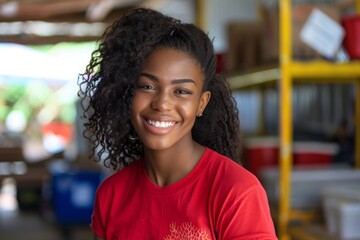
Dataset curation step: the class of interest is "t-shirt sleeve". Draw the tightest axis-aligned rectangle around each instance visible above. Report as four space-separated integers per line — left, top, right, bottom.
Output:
91 185 105 238
217 184 278 240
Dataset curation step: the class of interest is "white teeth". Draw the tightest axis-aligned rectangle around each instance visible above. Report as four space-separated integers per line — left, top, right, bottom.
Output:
147 119 175 128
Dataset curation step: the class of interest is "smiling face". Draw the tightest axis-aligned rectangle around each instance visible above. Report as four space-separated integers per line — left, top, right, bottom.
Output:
131 48 211 152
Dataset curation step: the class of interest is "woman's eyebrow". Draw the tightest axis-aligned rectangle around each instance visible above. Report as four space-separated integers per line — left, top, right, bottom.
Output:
172 79 196 85
140 72 196 85
140 72 158 81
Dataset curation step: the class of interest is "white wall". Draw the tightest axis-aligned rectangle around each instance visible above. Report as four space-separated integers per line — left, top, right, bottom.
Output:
205 0 258 53
156 0 259 53
152 0 196 24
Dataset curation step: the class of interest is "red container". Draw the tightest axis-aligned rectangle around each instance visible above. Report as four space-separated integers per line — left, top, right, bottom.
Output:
293 142 339 166
342 15 360 59
42 122 73 144
244 137 279 177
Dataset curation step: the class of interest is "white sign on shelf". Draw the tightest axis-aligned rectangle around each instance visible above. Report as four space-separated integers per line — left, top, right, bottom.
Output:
300 8 345 59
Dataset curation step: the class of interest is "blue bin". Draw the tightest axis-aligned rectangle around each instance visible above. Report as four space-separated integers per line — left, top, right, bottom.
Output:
51 170 102 224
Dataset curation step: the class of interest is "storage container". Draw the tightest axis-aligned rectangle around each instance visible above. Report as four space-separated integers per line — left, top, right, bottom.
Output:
323 187 360 239
293 142 338 166
261 167 360 209
337 203 360 239
245 138 338 178
325 202 360 239
342 15 360 59
244 137 279 177
51 170 102 224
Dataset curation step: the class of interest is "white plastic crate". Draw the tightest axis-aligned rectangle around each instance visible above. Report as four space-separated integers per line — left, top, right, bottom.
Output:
335 203 360 239
323 187 360 239
261 167 360 209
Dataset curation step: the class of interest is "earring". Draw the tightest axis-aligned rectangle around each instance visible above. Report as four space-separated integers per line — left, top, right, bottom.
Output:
197 113 203 117
128 129 139 141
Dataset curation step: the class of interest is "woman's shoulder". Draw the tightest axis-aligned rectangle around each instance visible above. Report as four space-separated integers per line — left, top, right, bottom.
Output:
204 149 270 215
204 148 261 190
96 159 143 193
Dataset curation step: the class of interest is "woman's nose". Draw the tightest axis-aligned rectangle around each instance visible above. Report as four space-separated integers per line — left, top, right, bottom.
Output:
151 91 172 111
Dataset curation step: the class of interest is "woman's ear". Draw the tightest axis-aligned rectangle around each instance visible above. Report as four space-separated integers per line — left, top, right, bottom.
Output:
197 91 211 116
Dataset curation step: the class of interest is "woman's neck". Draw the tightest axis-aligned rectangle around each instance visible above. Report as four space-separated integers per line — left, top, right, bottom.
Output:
143 141 205 187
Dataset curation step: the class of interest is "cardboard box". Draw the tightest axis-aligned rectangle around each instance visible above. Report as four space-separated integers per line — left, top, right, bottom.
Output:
226 21 263 73
262 4 341 62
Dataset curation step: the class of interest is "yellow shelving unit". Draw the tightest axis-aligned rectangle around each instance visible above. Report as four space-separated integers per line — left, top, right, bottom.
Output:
228 1 360 239
279 1 360 239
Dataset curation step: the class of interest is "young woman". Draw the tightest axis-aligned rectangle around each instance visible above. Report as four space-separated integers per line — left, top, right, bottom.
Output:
79 8 277 240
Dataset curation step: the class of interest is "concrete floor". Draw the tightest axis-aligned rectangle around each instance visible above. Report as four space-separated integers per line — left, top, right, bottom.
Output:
0 210 93 240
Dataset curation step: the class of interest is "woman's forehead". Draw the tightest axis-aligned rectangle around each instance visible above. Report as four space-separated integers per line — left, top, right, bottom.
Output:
142 48 204 81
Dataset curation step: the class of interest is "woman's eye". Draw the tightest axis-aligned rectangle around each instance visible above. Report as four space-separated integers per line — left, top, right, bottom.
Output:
175 89 192 95
138 84 155 90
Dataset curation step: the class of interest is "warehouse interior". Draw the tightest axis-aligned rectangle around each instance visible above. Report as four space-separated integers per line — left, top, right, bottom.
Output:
1 0 360 239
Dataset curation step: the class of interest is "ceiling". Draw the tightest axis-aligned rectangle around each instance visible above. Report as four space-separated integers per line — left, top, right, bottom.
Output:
0 0 164 44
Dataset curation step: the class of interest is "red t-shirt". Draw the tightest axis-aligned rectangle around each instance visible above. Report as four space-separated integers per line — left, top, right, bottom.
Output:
92 148 277 239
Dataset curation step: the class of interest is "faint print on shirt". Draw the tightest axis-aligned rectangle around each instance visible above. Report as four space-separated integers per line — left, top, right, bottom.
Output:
163 222 211 240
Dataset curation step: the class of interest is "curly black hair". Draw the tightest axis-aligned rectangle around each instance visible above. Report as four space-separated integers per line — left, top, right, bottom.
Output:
78 8 242 170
